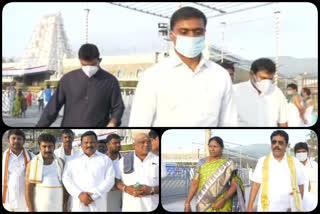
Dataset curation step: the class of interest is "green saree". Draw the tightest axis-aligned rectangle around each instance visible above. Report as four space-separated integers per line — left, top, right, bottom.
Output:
194 158 245 212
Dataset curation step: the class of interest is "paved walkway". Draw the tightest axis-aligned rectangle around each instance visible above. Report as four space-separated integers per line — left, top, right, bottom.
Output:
3 102 131 127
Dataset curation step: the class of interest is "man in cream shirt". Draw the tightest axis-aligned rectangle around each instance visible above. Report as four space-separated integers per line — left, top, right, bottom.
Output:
115 133 159 211
2 129 33 212
247 130 307 212
25 133 66 212
62 131 115 211
129 7 237 127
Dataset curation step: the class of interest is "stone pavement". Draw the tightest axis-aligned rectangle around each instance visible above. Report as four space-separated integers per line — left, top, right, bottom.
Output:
2 102 131 127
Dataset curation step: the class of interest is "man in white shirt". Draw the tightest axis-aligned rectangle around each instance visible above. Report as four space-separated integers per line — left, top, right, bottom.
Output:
233 58 288 127
294 142 318 211
2 129 33 212
129 7 237 127
248 130 307 212
54 129 79 163
115 133 159 211
105 134 123 212
25 133 67 212
62 131 115 212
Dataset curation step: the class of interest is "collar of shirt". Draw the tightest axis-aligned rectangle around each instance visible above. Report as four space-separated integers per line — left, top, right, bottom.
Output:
270 152 288 163
169 51 209 74
133 151 153 164
9 149 24 159
78 149 99 159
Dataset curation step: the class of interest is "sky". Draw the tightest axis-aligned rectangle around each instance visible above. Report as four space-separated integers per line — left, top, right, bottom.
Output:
2 2 318 60
161 129 315 154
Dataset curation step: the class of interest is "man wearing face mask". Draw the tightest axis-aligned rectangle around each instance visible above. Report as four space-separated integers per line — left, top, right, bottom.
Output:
129 7 237 127
294 142 318 211
233 58 288 127
36 43 125 127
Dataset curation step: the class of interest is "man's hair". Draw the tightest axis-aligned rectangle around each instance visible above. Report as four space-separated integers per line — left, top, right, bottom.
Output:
149 130 159 140
302 87 311 96
216 60 235 71
8 129 25 141
170 6 207 30
270 130 289 144
78 43 100 61
208 136 224 148
287 83 298 91
251 58 276 74
294 142 309 153
106 134 121 144
81 131 97 142
98 139 106 144
38 133 56 145
62 129 74 136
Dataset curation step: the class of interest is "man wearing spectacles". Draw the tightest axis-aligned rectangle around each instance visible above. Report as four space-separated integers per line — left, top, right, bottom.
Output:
248 130 307 212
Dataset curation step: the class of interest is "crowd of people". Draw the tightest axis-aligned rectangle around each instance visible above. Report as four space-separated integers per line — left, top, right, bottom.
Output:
184 130 317 212
2 129 159 212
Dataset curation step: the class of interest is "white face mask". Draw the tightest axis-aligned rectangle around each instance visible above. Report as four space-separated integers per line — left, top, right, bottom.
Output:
174 34 205 58
252 75 273 94
296 152 308 162
82 65 99 78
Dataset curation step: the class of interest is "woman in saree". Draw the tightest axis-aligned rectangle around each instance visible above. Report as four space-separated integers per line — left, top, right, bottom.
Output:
184 136 245 212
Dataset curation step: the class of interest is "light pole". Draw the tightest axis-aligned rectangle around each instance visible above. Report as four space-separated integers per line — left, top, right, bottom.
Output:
192 142 203 160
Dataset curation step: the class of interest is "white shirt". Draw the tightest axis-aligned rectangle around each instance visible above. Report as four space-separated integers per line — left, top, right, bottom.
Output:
62 150 115 211
129 53 238 127
2 149 34 211
115 152 159 211
54 146 79 163
301 159 318 211
233 80 288 126
251 153 307 211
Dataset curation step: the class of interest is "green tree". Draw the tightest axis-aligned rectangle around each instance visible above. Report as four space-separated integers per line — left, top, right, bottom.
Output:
306 130 318 162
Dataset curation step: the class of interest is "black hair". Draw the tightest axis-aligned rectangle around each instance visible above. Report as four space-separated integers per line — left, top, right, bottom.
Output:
170 6 207 30
270 130 289 144
251 58 276 74
8 129 25 141
105 134 121 144
62 129 74 136
38 133 56 145
294 142 309 153
46 85 50 89
78 43 100 61
208 136 224 148
149 130 159 139
287 83 298 91
216 60 235 71
98 139 106 144
302 87 311 96
81 131 97 142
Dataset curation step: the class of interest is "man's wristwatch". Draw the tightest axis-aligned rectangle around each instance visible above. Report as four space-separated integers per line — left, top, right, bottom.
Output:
150 187 155 195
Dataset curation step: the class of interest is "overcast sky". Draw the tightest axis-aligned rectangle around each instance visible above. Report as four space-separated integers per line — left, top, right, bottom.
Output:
2 2 318 60
161 129 314 154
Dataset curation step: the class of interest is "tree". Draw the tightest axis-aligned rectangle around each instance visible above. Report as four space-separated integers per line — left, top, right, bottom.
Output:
306 130 318 162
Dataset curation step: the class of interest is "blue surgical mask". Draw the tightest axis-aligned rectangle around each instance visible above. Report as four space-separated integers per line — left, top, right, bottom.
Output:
173 34 205 58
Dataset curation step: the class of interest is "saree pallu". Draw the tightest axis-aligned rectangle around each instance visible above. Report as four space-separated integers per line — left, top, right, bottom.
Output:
195 158 245 212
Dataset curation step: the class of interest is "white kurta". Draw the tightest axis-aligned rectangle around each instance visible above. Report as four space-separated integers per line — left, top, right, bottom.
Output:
2 149 33 211
34 162 63 211
251 153 307 211
54 146 79 162
233 81 288 126
62 151 115 212
129 52 238 127
301 159 318 211
115 152 159 211
287 101 304 127
106 154 122 212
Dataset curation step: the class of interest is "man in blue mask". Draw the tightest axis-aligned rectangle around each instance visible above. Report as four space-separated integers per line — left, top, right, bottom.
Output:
129 6 238 127
233 58 288 127
37 43 125 127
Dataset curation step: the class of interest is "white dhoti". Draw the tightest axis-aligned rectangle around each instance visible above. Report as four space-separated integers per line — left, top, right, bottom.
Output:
71 194 107 212
34 162 63 212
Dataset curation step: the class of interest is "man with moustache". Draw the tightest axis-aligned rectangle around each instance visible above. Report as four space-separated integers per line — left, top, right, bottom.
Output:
115 133 159 211
62 131 115 211
2 129 34 211
25 133 67 212
105 134 123 211
247 130 307 212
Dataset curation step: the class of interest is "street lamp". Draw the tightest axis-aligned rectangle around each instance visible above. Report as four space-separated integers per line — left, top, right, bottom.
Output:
192 142 203 160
